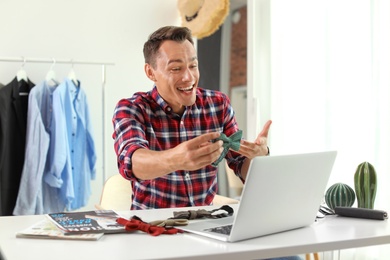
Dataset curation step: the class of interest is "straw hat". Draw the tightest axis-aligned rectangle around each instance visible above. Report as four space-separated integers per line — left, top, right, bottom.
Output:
177 0 230 39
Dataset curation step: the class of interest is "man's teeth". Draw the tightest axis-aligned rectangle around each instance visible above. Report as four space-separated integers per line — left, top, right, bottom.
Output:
178 86 193 91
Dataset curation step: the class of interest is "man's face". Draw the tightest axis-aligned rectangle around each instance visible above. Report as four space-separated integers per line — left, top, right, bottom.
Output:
145 39 199 115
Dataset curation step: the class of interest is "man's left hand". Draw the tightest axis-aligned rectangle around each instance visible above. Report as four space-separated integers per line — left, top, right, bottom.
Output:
237 120 272 159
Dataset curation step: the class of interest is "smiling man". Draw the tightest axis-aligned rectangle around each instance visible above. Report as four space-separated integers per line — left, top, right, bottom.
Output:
112 26 271 210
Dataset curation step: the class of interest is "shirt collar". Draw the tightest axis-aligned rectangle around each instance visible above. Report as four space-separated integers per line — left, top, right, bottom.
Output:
150 86 176 114
150 86 203 116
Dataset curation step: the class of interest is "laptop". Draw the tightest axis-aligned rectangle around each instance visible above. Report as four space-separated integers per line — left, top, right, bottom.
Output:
180 151 337 242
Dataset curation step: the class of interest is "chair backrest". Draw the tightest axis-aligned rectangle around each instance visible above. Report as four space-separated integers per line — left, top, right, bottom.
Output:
96 174 132 211
225 160 243 198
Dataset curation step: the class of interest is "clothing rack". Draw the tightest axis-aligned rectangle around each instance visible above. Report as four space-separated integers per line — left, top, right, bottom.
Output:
0 56 115 183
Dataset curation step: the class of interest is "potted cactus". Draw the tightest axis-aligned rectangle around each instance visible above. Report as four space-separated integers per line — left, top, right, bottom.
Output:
354 161 377 209
325 183 356 210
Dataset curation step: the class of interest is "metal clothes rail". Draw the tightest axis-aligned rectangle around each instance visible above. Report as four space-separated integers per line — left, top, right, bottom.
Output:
0 56 114 65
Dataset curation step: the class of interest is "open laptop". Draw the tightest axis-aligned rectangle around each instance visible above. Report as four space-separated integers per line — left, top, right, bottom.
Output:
180 151 337 242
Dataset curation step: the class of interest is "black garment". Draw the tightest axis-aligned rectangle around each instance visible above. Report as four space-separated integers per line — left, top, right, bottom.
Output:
0 77 35 216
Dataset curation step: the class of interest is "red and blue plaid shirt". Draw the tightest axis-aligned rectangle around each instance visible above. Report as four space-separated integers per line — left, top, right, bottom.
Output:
112 86 245 210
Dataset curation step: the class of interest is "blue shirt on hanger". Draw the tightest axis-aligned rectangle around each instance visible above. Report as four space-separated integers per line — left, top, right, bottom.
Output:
45 79 97 211
13 81 66 215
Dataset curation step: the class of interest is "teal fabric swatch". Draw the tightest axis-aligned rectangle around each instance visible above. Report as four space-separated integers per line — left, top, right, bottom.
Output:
212 130 243 167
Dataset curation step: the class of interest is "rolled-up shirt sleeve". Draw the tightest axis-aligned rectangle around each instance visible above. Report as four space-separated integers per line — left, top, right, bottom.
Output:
112 98 149 181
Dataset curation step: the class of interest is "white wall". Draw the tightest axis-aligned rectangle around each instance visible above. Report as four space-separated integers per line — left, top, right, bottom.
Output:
0 0 180 211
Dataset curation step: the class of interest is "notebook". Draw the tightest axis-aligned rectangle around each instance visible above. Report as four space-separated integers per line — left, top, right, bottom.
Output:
180 151 337 242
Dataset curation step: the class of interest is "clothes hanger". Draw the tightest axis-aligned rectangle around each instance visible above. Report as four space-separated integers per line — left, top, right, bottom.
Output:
45 58 59 86
68 60 78 86
17 57 30 96
16 57 28 82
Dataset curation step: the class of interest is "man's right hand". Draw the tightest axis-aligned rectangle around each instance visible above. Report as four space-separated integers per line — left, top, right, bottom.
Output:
132 132 223 180
168 132 223 171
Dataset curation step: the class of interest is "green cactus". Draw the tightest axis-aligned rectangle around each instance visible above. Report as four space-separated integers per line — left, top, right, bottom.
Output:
354 161 377 209
325 183 356 210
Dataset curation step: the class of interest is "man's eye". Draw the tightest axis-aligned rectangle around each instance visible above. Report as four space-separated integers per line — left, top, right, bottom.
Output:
171 67 181 71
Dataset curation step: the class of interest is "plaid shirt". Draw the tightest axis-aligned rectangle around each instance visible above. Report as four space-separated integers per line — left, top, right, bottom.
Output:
112 86 245 210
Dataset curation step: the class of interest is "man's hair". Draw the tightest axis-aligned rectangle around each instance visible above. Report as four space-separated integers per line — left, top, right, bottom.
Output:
143 26 194 68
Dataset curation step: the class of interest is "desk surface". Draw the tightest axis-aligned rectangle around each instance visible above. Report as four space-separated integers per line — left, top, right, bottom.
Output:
1 204 390 260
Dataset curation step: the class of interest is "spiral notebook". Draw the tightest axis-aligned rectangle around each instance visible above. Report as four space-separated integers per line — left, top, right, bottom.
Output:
180 151 337 242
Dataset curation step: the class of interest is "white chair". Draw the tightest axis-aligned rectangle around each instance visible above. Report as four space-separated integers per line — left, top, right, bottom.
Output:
225 160 244 199
95 174 132 211
96 174 238 211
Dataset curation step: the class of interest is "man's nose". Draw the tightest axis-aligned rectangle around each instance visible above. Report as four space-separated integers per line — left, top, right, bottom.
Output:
182 68 194 82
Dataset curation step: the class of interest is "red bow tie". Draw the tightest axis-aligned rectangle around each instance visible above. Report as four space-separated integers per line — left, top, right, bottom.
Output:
116 216 183 236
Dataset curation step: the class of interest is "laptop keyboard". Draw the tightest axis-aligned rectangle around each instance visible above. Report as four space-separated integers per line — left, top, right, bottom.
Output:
204 224 233 235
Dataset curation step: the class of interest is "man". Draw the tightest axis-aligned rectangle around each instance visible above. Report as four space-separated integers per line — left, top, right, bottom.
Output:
112 26 272 210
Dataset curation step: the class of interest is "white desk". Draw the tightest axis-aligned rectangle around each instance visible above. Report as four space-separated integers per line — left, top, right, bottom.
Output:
0 204 389 260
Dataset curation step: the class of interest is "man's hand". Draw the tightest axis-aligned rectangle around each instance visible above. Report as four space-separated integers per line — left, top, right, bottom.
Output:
132 132 223 180
237 120 272 159
169 132 224 171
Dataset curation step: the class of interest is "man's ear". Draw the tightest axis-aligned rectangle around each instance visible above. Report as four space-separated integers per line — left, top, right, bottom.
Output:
144 63 156 82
